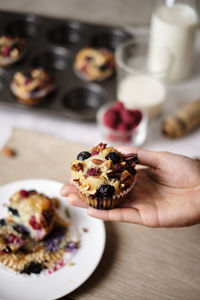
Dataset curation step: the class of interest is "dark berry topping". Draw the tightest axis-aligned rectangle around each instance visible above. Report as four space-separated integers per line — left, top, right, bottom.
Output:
44 225 66 252
30 87 40 97
99 64 107 71
66 241 79 252
29 216 41 230
20 189 29 198
6 234 23 246
86 168 99 177
85 56 93 61
77 151 91 161
106 152 121 164
8 207 19 217
20 262 43 275
13 224 29 235
0 219 5 226
98 184 115 199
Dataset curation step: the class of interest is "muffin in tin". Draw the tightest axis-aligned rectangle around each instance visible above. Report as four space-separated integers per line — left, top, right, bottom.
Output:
74 47 115 82
11 68 55 106
0 35 26 67
71 143 138 209
8 190 57 241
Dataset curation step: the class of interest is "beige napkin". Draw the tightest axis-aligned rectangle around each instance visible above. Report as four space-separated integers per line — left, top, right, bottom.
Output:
1 128 200 300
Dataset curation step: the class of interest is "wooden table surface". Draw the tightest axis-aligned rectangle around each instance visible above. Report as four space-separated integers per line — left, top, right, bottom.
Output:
0 128 200 300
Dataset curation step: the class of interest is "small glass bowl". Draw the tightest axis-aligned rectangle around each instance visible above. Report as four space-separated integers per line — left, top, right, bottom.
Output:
96 102 148 146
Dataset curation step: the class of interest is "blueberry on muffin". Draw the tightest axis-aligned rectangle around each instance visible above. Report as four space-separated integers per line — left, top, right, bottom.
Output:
8 190 57 241
74 47 115 82
71 143 138 209
11 68 55 106
0 35 26 67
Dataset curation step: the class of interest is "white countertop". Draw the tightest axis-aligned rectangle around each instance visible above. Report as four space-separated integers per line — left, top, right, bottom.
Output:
0 28 200 158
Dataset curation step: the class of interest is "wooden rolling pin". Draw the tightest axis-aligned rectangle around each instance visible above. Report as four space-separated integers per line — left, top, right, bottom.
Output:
162 99 200 138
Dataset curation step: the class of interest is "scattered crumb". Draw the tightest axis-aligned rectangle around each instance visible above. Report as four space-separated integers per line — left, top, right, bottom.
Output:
82 227 88 233
1 146 16 157
68 262 75 267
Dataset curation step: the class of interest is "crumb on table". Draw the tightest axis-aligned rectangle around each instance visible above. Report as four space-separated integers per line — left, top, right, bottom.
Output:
1 146 16 157
82 227 88 233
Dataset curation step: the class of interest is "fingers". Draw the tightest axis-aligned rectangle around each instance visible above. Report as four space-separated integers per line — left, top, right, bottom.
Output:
60 184 88 208
68 193 88 208
116 146 161 169
87 207 142 224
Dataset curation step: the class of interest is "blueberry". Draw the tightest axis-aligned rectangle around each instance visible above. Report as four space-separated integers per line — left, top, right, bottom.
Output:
13 224 29 235
99 64 107 71
77 151 91 161
106 152 121 164
8 207 19 217
85 56 93 61
20 262 43 275
0 219 5 226
98 184 115 199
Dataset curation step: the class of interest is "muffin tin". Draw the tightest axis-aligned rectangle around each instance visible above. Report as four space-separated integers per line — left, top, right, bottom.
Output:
0 11 133 121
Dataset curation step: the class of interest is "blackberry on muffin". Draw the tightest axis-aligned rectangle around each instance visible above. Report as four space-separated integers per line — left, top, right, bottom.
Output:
71 143 138 209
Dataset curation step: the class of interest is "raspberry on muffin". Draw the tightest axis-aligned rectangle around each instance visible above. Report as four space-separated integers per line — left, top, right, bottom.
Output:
8 190 57 241
0 35 26 67
71 143 139 209
74 47 115 81
11 68 55 106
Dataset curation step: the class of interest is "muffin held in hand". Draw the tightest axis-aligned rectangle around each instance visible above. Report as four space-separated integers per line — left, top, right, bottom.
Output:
71 143 139 209
0 35 26 67
7 190 57 241
74 47 115 82
11 68 55 106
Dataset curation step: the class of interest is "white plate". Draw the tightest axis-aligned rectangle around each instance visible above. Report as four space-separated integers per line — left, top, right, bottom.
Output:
0 179 106 300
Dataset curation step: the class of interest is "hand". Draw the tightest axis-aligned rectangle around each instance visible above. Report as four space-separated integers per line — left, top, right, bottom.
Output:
61 147 200 228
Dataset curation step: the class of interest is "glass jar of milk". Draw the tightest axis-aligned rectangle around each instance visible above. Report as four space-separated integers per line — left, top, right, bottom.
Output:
149 0 199 81
115 38 171 119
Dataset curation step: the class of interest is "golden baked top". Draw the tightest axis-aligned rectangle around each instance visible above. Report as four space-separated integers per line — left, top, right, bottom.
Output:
71 143 138 199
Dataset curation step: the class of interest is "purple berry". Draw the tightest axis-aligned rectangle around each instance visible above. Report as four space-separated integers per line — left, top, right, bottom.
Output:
98 184 115 198
77 151 91 161
106 152 121 164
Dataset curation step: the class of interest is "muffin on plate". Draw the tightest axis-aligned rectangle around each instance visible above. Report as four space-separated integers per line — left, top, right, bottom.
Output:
74 47 115 82
7 190 57 241
0 35 26 67
0 218 28 253
71 143 138 209
11 67 55 106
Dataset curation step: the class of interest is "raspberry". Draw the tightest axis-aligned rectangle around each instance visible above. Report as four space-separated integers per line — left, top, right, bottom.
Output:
20 189 29 198
103 109 119 129
86 167 99 176
29 216 41 230
112 101 124 112
121 135 132 142
2 46 10 56
131 110 142 125
120 109 135 125
117 122 128 132
107 133 117 142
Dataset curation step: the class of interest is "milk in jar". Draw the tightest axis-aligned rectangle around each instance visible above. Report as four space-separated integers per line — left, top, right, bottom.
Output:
149 2 198 81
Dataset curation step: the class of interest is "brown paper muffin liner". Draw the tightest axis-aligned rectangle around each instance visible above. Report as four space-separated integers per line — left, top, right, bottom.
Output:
16 96 45 106
0 214 79 274
74 175 136 210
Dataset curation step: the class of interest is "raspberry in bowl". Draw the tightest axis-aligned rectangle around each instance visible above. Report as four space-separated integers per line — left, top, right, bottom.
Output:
97 101 148 145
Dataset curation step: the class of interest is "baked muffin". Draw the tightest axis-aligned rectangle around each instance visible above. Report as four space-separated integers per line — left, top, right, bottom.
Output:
11 68 55 106
71 143 138 209
74 47 115 81
0 35 26 67
0 218 28 253
8 190 57 241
